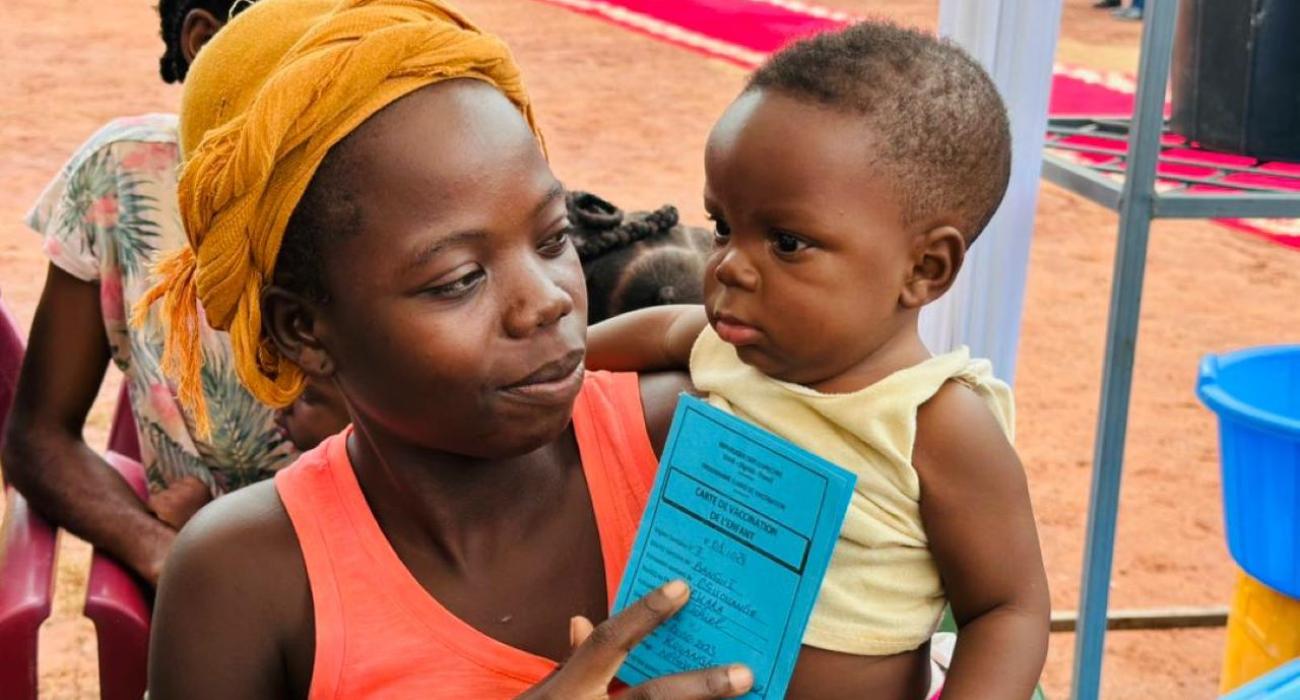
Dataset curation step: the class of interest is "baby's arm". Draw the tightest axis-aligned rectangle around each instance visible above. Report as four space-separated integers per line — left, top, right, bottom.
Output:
914 382 1051 699
586 304 708 372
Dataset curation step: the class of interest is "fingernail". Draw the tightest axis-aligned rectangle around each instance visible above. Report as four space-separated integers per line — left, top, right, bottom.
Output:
728 665 753 690
662 579 688 600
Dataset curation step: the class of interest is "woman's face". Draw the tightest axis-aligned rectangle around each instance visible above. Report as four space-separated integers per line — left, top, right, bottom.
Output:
309 80 587 459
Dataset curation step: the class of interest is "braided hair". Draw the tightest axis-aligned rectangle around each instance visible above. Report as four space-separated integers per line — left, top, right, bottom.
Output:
568 191 712 324
157 0 254 83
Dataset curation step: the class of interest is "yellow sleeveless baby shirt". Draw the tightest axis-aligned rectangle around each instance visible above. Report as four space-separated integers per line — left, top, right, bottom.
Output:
689 326 1015 655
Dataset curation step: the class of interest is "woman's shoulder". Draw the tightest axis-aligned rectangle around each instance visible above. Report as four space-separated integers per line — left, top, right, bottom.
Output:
152 480 315 696
26 113 182 253
170 479 301 581
54 114 179 173
164 478 308 625
80 113 179 150
573 369 691 457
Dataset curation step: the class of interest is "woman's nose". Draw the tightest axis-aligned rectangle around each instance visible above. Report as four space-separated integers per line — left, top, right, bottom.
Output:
503 263 575 339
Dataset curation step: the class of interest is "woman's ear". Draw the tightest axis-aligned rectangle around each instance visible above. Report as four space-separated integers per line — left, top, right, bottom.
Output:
262 286 335 379
180 9 223 65
900 225 966 309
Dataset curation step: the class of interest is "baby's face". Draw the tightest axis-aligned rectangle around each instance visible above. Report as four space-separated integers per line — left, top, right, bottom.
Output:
701 89 921 392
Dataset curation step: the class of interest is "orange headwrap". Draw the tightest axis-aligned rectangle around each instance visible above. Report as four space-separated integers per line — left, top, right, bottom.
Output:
134 0 543 436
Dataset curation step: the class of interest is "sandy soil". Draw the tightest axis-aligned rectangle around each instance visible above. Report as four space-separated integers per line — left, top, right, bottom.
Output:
2 0 1296 697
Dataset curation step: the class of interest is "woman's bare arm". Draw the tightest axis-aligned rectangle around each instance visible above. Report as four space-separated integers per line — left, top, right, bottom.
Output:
1 265 177 585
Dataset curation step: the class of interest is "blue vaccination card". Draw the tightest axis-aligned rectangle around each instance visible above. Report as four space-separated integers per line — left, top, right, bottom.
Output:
612 395 856 699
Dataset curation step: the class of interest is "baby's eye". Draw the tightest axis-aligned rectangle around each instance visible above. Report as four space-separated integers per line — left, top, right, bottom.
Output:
771 231 810 256
710 217 731 244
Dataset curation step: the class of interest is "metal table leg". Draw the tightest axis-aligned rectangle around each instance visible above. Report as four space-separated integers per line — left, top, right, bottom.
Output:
1071 0 1181 697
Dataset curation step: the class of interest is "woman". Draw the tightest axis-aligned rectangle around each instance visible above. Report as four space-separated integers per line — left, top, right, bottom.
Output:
1 0 289 588
147 0 751 696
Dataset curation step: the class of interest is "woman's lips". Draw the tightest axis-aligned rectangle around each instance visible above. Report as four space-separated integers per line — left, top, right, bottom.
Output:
499 350 586 404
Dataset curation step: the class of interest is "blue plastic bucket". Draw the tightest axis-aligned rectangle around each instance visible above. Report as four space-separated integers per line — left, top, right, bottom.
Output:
1221 658 1300 699
1197 346 1300 599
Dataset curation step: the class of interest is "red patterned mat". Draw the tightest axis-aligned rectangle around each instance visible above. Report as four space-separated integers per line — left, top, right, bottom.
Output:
533 0 1300 250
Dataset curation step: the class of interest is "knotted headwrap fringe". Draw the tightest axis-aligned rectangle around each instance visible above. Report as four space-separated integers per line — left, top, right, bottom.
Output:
133 0 543 436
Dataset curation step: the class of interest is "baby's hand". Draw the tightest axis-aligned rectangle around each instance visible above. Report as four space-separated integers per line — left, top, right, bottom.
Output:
148 476 212 530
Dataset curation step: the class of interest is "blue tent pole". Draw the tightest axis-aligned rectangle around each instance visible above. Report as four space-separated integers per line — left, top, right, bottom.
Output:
1071 0 1180 698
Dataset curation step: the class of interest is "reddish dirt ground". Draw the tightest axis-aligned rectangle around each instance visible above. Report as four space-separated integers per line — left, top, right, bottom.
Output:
2 0 1297 697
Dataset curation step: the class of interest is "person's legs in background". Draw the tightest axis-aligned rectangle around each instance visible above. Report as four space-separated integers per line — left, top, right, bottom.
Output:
1115 0 1143 21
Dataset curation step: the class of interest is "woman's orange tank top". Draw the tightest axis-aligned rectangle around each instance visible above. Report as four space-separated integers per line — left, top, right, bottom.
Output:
274 372 660 698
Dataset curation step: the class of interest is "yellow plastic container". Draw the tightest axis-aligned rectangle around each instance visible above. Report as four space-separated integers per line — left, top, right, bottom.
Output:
1221 570 1300 693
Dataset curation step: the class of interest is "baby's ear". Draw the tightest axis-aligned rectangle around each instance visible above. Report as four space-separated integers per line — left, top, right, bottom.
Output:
261 286 336 379
900 225 966 309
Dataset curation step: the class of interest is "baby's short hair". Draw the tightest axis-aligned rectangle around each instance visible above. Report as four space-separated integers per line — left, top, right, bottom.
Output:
749 21 1011 243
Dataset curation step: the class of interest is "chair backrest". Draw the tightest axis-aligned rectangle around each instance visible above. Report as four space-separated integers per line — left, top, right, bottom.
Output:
1 293 153 700
0 292 58 700
0 489 58 700
107 384 141 463
0 293 26 438
84 451 151 700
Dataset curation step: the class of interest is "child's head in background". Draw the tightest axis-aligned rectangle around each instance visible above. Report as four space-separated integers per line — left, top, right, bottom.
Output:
275 377 348 452
157 0 258 83
570 191 713 324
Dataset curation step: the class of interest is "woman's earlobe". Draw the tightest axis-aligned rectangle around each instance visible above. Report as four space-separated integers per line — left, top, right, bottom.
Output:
262 286 335 379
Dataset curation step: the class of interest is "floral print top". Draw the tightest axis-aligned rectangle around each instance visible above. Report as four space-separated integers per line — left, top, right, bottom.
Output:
26 114 295 494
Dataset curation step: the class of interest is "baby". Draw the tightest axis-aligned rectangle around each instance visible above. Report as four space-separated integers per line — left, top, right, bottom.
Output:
588 21 1050 699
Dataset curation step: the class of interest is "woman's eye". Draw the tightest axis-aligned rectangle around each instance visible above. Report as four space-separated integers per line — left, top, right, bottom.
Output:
426 269 484 298
771 231 809 255
538 228 572 256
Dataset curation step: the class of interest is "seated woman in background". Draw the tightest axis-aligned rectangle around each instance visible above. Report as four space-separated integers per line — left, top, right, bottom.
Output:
0 0 291 588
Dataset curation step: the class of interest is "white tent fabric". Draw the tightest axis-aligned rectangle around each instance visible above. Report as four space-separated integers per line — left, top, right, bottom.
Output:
921 0 1065 385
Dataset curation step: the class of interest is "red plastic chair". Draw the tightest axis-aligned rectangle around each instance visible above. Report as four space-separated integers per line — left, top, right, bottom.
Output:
0 293 59 700
0 489 58 700
107 383 141 463
85 450 150 700
95 383 150 700
0 293 23 440
0 291 151 699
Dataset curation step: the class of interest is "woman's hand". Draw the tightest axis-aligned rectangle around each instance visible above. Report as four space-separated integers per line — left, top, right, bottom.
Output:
518 580 753 699
148 475 213 531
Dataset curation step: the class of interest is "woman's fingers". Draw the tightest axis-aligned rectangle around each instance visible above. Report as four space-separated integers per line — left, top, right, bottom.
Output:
518 580 752 700
147 475 213 530
620 665 755 700
563 579 691 681
569 615 595 650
